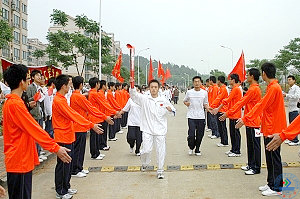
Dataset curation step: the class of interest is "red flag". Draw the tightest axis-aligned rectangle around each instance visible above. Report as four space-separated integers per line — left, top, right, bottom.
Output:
48 86 54 96
228 51 246 82
33 91 41 102
126 44 135 88
112 51 124 83
148 56 154 83
1 58 13 71
165 68 172 80
158 61 164 78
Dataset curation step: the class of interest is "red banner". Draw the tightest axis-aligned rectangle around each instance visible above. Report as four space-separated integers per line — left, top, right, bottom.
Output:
228 51 246 82
112 51 124 83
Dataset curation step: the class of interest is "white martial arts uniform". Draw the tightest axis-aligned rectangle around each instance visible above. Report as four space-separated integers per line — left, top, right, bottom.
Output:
130 88 176 174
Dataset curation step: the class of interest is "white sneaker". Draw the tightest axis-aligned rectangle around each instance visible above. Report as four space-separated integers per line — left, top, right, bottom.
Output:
241 165 249 171
130 148 134 153
225 150 232 155
39 158 44 163
68 189 77 195
108 138 118 141
92 155 104 160
288 141 300 146
136 153 141 156
228 153 241 157
157 173 164 179
217 143 229 147
39 155 47 160
71 172 86 178
195 152 201 156
40 151 46 155
261 188 281 196
102 146 110 151
210 135 217 139
208 134 212 138
99 154 105 157
284 140 291 144
188 149 193 155
81 169 89 174
245 169 255 175
117 130 124 134
259 184 270 191
56 193 73 199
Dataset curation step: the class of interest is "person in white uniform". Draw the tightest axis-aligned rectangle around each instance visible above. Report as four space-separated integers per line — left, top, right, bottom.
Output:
129 79 176 179
183 76 209 156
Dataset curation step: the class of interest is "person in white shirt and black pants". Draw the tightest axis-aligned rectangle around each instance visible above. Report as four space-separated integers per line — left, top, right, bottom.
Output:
183 76 209 156
283 75 300 145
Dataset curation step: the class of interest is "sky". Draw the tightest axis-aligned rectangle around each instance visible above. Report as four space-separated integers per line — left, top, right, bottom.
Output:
28 0 300 74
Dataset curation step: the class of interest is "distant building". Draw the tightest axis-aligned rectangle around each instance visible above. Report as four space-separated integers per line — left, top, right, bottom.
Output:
27 38 48 66
0 0 28 66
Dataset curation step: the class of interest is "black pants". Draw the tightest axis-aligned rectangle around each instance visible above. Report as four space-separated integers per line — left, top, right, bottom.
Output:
289 111 299 143
127 126 143 154
217 112 228 145
71 132 87 175
116 118 121 133
206 111 211 129
90 128 100 158
99 121 108 149
121 112 128 127
246 127 261 172
208 112 219 137
109 118 116 139
7 171 32 199
229 119 241 154
55 143 73 195
187 119 205 153
174 96 178 104
264 137 283 192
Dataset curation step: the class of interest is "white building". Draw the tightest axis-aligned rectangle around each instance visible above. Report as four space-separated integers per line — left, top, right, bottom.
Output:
27 38 48 66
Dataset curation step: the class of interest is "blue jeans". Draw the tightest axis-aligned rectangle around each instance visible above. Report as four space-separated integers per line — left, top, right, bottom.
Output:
45 119 54 138
289 111 299 143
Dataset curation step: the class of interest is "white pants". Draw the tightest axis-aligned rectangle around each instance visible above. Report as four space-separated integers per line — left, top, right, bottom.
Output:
140 132 166 173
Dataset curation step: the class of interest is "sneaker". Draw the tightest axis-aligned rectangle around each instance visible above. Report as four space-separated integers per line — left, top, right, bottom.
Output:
210 135 217 139
141 165 147 172
225 150 232 155
217 143 229 147
259 184 270 191
228 153 241 157
157 173 164 179
71 172 86 178
130 148 134 153
136 153 141 156
117 130 124 134
39 158 44 163
92 155 104 160
108 138 118 141
245 169 256 175
261 188 281 196
288 141 300 146
81 169 89 174
39 155 47 160
56 193 73 199
40 151 46 155
188 149 193 155
102 146 110 151
208 134 212 138
284 140 290 144
195 152 201 156
241 165 249 171
68 189 77 195
99 154 106 157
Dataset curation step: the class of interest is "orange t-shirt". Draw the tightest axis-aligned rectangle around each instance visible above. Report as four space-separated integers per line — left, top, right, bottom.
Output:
280 114 300 141
52 92 94 144
115 90 123 109
88 89 117 116
221 85 242 119
243 80 287 136
120 89 130 107
208 84 219 105
107 90 121 111
210 84 228 112
226 83 262 128
3 94 60 173
70 90 107 131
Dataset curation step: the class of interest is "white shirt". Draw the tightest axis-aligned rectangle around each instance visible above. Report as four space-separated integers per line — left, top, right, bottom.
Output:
65 88 73 106
183 88 208 119
44 87 54 117
122 98 141 127
286 84 300 112
130 88 176 136
0 81 11 96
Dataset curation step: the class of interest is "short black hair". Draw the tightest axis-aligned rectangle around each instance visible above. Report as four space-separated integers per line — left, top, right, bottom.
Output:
108 82 115 88
89 77 100 89
47 77 56 87
205 79 209 83
122 83 128 88
209 76 216 83
261 62 276 79
30 69 41 79
229 73 240 83
135 85 141 91
192 76 202 82
287 75 295 80
248 68 261 82
100 80 107 89
217 76 225 84
115 82 121 88
73 76 84 90
54 74 69 91
224 82 228 86
148 79 160 87
3 64 28 90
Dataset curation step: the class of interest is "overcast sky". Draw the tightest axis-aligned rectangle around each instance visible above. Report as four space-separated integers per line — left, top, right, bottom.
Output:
28 0 300 74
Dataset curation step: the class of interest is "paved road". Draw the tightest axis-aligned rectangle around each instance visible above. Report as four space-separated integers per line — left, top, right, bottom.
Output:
1 94 300 198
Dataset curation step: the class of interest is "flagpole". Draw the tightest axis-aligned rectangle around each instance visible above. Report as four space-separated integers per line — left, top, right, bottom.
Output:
98 0 102 80
137 48 149 85
145 62 150 85
220 45 233 68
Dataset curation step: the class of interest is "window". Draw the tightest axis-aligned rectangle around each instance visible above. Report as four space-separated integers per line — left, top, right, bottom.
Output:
22 51 27 60
2 45 10 58
28 45 33 50
13 14 20 27
22 35 27 45
13 31 20 44
1 8 9 21
2 0 9 5
22 19 27 30
14 48 20 60
15 0 20 11
22 3 27 14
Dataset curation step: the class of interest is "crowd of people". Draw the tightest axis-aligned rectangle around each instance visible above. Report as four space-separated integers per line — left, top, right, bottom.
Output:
1 62 300 198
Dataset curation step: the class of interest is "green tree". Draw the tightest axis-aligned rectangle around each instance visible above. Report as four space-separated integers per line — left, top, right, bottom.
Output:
209 69 226 77
247 59 270 69
0 19 13 49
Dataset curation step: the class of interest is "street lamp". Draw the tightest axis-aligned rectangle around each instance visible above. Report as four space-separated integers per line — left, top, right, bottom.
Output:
98 0 102 79
137 48 150 85
145 62 151 85
220 45 233 68
184 73 190 87
181 77 186 89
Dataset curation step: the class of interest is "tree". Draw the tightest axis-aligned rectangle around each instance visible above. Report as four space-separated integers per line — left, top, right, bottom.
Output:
0 19 13 49
247 59 269 69
209 69 226 77
33 49 45 65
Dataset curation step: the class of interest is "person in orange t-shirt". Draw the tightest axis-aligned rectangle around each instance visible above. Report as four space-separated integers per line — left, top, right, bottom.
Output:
220 69 262 175
120 83 130 128
236 63 286 196
115 82 124 134
207 76 220 138
3 64 71 199
70 76 113 178
209 75 229 147
52 75 103 199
